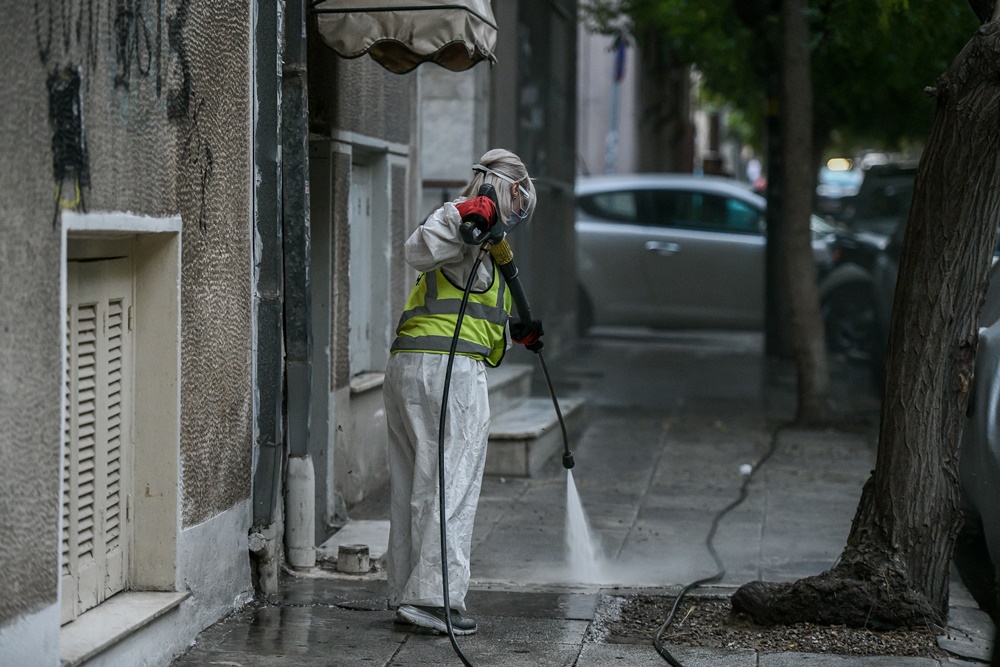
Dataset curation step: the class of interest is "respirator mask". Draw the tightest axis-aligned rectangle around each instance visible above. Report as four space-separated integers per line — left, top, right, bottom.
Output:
472 164 533 232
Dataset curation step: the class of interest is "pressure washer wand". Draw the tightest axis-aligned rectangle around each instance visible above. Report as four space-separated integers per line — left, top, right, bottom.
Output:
488 237 575 469
488 236 531 321
537 351 575 470
458 184 574 469
485 236 575 470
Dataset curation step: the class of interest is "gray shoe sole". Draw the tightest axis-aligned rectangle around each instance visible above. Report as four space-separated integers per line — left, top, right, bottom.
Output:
396 605 477 635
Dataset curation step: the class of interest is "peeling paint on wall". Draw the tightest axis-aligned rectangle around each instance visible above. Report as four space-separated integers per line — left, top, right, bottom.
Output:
47 66 90 225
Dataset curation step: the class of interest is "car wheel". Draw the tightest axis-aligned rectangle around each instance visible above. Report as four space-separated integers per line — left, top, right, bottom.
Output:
577 284 594 336
822 283 879 364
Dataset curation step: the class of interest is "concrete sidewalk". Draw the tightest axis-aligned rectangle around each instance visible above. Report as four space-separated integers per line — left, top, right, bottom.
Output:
173 330 996 666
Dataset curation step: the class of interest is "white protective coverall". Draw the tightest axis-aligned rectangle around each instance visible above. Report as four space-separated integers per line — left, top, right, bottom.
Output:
385 201 509 612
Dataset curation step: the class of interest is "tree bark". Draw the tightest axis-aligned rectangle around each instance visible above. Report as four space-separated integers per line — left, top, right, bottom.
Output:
762 15 794 360
779 0 829 422
734 19 1000 627
635 28 693 173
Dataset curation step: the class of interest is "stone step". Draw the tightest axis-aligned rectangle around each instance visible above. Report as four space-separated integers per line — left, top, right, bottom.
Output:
485 363 532 416
486 396 586 478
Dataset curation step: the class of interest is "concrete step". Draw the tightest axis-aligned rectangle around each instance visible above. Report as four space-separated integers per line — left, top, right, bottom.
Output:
485 396 586 477
485 363 532 416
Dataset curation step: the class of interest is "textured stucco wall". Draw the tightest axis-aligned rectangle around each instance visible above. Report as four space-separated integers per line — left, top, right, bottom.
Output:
0 1 64 625
308 34 415 146
335 61 413 146
330 149 352 392
175 0 253 527
0 0 252 629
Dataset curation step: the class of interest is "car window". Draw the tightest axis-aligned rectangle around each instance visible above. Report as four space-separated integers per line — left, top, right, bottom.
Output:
652 190 761 234
720 197 762 233
579 186 762 233
578 191 639 223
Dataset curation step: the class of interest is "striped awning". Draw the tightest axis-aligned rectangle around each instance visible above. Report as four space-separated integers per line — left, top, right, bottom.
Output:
312 0 498 74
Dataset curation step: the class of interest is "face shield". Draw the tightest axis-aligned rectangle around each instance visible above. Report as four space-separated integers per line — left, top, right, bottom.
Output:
472 164 533 232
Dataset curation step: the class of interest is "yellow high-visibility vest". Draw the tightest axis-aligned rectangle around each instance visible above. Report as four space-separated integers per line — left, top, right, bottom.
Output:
391 262 511 367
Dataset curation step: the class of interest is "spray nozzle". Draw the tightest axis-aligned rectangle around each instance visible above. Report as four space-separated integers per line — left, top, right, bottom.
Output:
562 451 575 469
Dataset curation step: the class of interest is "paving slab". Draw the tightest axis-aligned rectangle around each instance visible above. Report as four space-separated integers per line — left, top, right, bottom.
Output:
937 560 997 663
172 604 403 666
467 589 600 621
390 637 581 666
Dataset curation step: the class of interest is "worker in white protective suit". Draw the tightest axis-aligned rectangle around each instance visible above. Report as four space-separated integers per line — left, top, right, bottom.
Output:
386 148 542 636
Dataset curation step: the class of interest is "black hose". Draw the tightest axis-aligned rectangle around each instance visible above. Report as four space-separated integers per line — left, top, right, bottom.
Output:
436 249 488 667
436 245 574 666
652 423 786 666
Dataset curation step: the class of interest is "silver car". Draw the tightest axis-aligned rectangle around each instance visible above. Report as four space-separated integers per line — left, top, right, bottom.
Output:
955 264 1000 582
575 174 835 331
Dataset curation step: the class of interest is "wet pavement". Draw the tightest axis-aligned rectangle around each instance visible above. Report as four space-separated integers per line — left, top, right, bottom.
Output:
173 329 997 666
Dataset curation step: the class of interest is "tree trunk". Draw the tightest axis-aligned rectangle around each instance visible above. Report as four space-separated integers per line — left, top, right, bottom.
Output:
779 0 828 422
763 20 793 360
636 28 693 172
734 19 1000 628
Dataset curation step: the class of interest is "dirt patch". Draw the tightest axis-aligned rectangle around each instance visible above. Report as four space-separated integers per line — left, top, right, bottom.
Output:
606 594 947 658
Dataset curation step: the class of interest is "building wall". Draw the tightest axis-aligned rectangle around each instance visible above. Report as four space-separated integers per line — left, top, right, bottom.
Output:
308 42 418 519
0 0 65 631
492 0 579 351
175 0 253 527
0 0 253 659
418 65 492 218
77 502 253 667
577 27 639 176
309 39 415 145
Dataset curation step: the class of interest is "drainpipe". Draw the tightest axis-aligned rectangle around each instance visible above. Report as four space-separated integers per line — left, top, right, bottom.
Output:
282 0 316 570
250 0 285 596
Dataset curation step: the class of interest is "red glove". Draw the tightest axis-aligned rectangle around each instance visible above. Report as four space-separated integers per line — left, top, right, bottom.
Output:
511 319 544 353
456 196 498 232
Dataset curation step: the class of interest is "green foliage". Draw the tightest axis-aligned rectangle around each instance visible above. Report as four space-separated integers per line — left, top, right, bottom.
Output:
813 1 977 151
581 0 979 153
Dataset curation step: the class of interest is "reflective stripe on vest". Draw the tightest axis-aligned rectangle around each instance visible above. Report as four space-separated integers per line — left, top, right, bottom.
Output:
391 263 511 366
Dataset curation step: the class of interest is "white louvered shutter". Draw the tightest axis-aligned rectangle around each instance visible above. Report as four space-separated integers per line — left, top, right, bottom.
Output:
62 258 133 624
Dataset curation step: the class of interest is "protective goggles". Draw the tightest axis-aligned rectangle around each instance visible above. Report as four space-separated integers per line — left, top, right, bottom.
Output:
473 164 533 228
